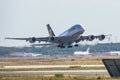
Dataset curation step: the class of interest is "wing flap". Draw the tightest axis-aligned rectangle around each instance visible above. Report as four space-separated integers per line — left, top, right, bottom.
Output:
31 43 52 46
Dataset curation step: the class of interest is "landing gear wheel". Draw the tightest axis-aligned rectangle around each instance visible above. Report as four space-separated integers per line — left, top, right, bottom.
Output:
67 45 73 48
74 44 79 47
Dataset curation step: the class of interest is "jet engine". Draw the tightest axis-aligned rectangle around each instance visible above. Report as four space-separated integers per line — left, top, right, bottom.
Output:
48 37 55 42
98 35 105 40
28 37 36 43
87 35 94 41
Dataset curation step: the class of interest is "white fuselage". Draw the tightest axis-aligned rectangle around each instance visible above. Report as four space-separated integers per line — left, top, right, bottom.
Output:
109 51 120 56
74 51 89 56
74 48 90 56
59 24 84 37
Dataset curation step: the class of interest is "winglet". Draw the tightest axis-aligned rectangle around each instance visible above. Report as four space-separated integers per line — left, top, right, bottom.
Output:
46 24 55 37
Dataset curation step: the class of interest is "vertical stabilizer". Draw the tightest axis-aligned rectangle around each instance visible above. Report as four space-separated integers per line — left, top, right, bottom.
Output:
47 24 55 37
86 47 90 55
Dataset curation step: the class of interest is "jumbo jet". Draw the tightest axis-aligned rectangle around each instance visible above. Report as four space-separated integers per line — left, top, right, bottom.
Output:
109 51 120 56
5 24 105 48
74 48 90 56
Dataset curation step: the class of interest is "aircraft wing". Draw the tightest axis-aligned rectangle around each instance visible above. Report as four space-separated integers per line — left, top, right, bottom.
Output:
5 37 28 40
30 43 59 47
76 34 106 42
5 36 71 43
5 37 50 43
5 36 73 45
30 43 52 46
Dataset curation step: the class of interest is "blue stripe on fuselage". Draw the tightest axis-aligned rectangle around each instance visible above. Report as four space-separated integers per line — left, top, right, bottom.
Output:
59 24 84 37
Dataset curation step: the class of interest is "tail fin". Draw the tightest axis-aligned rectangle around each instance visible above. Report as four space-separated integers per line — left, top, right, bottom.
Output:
47 24 55 37
86 47 90 54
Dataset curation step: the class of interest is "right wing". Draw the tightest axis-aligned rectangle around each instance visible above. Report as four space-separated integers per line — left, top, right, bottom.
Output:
31 43 52 46
5 36 71 44
5 36 74 48
5 37 28 40
30 43 59 47
75 34 106 42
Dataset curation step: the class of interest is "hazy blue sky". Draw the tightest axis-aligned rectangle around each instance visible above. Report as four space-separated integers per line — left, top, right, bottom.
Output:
0 0 120 46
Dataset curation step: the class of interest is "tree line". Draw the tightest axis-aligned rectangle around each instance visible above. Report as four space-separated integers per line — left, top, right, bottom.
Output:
0 43 120 56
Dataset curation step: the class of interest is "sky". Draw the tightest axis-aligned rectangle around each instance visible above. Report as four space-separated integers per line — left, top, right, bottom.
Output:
0 0 120 47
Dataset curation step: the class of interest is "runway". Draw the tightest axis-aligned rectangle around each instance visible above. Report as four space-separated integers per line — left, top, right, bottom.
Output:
1 65 104 69
0 65 107 75
0 70 108 75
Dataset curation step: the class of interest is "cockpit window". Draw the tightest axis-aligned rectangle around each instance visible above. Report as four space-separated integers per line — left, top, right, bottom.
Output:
72 27 75 30
75 25 80 29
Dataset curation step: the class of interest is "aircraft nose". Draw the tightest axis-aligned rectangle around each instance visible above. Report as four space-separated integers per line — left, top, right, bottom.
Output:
81 29 85 33
79 26 85 34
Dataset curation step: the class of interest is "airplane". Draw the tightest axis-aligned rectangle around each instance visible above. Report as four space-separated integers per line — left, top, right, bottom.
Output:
10 52 42 57
74 47 90 56
109 51 120 56
23 53 42 57
5 24 106 48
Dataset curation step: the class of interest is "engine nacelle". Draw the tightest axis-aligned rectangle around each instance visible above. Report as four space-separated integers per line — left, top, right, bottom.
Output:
28 37 36 43
87 35 94 41
98 35 105 41
48 37 55 42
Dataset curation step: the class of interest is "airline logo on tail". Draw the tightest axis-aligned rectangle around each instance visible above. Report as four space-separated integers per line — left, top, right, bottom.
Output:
47 24 55 37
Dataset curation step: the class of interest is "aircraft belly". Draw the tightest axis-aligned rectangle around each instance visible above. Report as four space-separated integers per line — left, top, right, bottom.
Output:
53 36 77 46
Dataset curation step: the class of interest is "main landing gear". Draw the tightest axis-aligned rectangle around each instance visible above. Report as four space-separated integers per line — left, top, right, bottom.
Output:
57 45 65 48
74 44 79 47
67 45 73 48
57 44 79 48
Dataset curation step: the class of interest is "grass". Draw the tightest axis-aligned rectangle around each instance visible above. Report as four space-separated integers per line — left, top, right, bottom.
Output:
0 56 120 80
0 74 120 80
0 56 107 66
0 56 119 66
